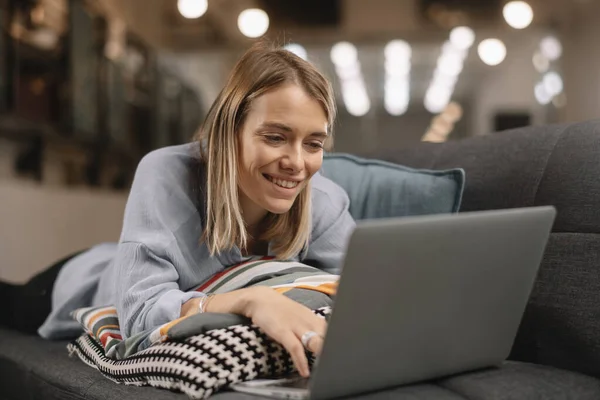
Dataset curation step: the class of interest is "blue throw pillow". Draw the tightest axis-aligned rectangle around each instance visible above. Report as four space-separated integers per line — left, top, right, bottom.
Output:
320 153 465 221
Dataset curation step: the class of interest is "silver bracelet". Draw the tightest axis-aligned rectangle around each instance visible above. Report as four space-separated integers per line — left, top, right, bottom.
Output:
198 293 215 313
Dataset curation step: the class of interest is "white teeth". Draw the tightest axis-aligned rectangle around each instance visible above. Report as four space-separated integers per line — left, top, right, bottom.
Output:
267 175 299 188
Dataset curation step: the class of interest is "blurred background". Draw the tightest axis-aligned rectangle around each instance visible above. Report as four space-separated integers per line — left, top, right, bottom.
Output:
1 0 599 280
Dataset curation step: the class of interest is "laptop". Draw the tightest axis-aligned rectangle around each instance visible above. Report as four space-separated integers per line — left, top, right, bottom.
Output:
230 206 556 399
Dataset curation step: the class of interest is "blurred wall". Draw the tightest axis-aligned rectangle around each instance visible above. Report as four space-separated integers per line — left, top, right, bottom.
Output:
344 0 420 34
0 179 127 283
99 0 167 49
469 31 548 136
333 107 470 155
563 1 600 124
0 140 18 181
0 137 126 283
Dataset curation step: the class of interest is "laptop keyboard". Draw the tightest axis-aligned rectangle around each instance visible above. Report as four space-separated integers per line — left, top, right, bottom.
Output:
275 377 310 389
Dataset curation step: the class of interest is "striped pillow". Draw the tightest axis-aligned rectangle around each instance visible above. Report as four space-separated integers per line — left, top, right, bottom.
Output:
71 258 338 358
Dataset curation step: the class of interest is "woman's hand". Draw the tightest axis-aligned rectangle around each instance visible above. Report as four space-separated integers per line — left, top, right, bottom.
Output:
243 287 327 377
189 286 326 377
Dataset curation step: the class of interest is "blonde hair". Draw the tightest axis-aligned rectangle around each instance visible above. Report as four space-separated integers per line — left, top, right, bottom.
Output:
195 41 336 260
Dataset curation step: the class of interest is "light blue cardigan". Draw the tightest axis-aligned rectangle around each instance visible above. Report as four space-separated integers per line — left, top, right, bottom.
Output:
38 142 356 340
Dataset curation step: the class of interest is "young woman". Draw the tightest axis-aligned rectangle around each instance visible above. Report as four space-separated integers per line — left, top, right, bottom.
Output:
0 42 356 378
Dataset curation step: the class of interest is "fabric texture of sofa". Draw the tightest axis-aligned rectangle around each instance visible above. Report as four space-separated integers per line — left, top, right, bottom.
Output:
2 119 600 399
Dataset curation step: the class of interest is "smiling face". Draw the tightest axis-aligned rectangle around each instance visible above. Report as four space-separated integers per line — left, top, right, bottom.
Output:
237 83 328 227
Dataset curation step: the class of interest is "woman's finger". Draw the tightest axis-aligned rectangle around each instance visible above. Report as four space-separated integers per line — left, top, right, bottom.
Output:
294 314 327 353
305 334 324 355
279 332 310 377
312 317 328 338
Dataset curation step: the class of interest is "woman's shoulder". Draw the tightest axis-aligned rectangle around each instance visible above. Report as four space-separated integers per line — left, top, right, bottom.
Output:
125 142 206 235
130 142 206 205
136 142 203 176
310 171 350 214
308 172 355 248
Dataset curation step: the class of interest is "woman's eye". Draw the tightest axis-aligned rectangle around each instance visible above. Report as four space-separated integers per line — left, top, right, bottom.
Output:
265 135 284 143
307 142 324 150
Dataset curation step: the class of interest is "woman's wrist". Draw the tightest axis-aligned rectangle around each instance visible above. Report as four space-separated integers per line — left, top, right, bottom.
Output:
239 286 273 318
180 287 273 318
180 297 202 318
203 286 272 317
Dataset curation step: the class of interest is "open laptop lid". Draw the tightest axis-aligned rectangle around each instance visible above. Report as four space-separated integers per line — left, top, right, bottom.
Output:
309 206 556 400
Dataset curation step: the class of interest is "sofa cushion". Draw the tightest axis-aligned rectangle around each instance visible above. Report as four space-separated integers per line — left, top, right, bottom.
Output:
321 153 465 220
2 328 599 400
437 361 600 399
0 328 185 400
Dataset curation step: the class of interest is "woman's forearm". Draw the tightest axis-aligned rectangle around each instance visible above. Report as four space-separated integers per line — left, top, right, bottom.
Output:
180 286 269 318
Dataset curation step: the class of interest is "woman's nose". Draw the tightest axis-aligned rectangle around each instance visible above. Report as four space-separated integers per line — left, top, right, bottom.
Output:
280 146 303 172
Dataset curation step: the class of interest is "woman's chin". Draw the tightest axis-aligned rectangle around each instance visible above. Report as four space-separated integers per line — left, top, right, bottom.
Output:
264 199 295 215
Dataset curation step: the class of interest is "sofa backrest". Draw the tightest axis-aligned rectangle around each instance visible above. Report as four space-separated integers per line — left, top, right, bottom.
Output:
370 119 600 378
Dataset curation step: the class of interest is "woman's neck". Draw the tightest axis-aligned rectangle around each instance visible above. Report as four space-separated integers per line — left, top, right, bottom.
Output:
238 191 268 229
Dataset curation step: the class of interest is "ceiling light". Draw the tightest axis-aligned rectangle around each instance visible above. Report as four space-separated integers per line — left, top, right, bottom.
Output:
332 42 370 117
384 40 412 63
534 82 552 105
385 59 411 77
425 86 452 114
450 26 475 50
384 40 411 116
238 8 269 38
330 42 358 67
532 51 550 73
478 38 507 66
432 70 458 88
177 0 208 19
385 86 409 116
543 72 564 96
438 53 464 76
335 63 361 81
342 82 370 116
442 41 468 60
540 36 563 61
284 43 307 60
503 1 534 29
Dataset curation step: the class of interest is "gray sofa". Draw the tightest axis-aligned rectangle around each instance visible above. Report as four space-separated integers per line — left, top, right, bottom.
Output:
2 119 600 399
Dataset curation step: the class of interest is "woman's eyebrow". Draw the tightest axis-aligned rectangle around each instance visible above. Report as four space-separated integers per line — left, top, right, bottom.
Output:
257 122 294 132
257 122 328 137
309 132 328 139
